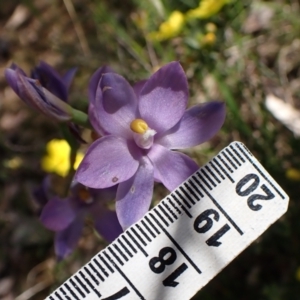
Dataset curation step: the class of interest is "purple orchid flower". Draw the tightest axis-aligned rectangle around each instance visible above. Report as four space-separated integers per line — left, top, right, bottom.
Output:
5 61 77 121
75 61 226 230
36 180 122 260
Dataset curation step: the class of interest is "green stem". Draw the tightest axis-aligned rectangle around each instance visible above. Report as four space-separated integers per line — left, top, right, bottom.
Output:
71 108 92 129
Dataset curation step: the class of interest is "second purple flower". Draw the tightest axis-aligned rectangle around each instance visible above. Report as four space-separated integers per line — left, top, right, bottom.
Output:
75 62 226 229
5 61 77 121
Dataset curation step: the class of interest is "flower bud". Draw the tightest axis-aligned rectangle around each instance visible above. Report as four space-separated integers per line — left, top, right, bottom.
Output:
5 65 73 121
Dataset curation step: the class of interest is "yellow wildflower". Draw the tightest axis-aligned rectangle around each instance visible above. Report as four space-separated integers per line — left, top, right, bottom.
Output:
286 168 300 181
148 11 185 41
41 139 83 177
186 0 231 19
201 32 217 45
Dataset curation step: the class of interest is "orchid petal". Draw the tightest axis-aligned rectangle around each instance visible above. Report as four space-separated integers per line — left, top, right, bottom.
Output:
6 69 72 121
94 210 123 242
96 73 138 138
5 68 20 98
40 197 78 231
133 79 147 98
32 184 48 207
139 62 188 133
156 102 226 149
39 88 72 120
89 186 122 241
62 67 77 89
32 61 68 101
36 61 61 78
54 218 84 260
88 69 109 132
75 136 140 188
148 144 198 191
116 157 154 230
10 63 26 75
88 102 106 136
32 176 51 207
88 65 114 104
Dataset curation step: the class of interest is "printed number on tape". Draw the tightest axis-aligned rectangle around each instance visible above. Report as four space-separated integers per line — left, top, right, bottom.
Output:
47 142 289 300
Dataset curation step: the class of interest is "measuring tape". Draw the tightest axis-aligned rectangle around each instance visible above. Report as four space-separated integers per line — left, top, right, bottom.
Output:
47 142 289 300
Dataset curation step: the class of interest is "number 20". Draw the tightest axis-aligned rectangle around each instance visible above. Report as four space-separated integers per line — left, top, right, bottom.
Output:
236 173 275 211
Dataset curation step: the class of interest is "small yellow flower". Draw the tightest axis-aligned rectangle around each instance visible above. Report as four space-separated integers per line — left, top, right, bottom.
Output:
41 139 83 177
148 11 185 41
186 0 231 19
286 168 300 181
201 32 217 45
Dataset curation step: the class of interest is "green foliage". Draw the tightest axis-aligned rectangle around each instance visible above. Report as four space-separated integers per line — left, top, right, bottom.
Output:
2 0 300 298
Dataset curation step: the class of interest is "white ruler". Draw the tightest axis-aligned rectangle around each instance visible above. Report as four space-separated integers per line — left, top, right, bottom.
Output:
46 142 289 300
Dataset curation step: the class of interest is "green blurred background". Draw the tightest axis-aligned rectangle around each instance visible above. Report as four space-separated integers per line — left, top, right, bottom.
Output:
1 0 300 299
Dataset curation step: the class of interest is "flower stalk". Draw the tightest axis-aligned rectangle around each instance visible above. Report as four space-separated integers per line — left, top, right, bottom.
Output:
71 107 92 129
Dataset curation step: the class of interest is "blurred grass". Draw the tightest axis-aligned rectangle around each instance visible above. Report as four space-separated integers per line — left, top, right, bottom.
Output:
1 0 300 299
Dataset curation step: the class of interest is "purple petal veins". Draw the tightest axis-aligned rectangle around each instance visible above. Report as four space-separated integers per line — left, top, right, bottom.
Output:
75 136 140 188
148 144 199 191
156 101 226 149
139 62 188 133
116 157 154 230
